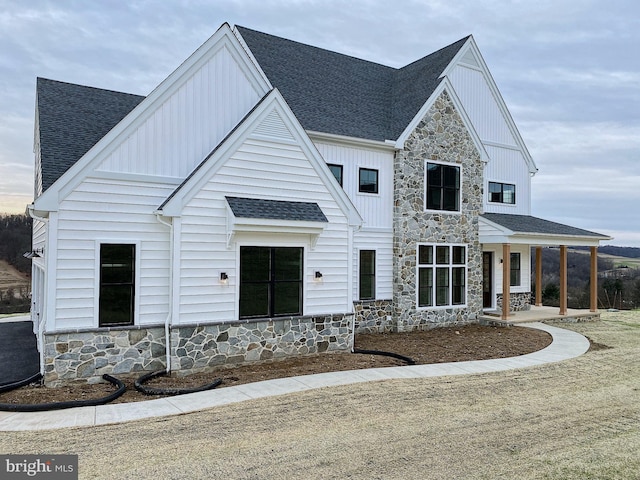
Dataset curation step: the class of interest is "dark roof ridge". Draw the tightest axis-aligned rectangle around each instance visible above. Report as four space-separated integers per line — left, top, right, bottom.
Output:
36 77 145 99
399 35 471 72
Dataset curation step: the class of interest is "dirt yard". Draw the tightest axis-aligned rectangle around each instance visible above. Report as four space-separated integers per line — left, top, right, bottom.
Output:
0 259 29 293
2 312 639 479
0 323 551 404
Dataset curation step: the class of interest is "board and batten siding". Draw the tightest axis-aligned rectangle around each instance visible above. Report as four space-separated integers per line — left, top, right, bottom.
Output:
96 45 262 179
448 64 532 216
50 178 174 331
176 135 351 325
313 141 394 229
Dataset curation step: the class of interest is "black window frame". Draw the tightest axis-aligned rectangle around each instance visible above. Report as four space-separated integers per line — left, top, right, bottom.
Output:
359 250 376 300
99 243 135 327
239 246 303 319
327 163 343 187
488 181 516 204
510 252 521 287
417 244 466 308
358 168 379 194
426 162 460 212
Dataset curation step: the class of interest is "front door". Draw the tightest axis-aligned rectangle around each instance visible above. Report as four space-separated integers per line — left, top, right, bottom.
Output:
482 252 493 308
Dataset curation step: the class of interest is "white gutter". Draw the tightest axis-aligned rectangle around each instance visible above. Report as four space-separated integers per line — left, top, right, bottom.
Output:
27 204 49 377
155 213 173 373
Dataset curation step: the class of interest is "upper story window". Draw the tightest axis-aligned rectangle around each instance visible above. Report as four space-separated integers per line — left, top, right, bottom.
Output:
489 181 516 204
359 168 378 194
426 162 460 211
328 164 343 187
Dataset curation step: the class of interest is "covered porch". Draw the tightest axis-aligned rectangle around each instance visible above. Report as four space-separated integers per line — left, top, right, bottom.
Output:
480 305 601 325
479 213 612 322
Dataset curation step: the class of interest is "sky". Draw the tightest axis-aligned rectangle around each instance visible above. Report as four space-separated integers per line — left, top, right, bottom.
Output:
1 0 639 245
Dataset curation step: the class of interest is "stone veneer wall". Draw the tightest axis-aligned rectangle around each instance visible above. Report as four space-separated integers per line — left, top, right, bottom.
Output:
393 91 484 331
43 314 353 385
353 299 394 333
496 292 532 312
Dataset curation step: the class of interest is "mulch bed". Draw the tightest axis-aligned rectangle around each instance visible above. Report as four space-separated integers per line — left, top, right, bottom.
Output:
0 324 552 406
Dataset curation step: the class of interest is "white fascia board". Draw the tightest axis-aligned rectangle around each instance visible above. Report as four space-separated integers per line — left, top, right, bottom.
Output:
395 79 490 164
307 130 396 152
33 23 271 213
441 36 538 175
232 25 274 91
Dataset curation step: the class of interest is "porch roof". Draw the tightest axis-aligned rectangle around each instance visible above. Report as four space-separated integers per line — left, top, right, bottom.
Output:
479 213 612 246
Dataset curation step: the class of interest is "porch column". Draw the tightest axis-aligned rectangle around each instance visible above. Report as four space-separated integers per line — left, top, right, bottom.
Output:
590 246 598 312
535 246 543 306
559 245 568 315
502 243 511 321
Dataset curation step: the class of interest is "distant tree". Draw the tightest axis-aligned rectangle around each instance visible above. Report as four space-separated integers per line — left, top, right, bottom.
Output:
0 214 32 275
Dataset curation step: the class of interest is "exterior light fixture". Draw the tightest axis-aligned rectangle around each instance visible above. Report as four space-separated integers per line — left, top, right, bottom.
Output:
220 272 228 284
315 271 323 279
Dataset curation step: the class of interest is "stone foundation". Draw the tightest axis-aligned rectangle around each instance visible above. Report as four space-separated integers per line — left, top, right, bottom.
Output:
43 313 353 385
497 292 531 312
353 299 394 333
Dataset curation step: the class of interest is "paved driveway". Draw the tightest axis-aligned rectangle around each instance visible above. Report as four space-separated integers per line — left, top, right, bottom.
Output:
0 320 39 385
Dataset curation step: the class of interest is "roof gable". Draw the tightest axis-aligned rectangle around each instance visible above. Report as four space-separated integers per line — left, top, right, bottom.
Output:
235 26 468 142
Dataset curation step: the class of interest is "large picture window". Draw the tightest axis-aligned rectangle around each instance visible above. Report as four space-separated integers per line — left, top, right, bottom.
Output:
489 181 516 204
99 244 135 327
426 162 460 211
239 246 303 319
359 250 376 300
417 244 466 307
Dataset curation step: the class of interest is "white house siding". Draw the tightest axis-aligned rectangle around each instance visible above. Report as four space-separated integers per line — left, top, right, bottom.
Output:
176 136 351 325
483 145 531 215
312 141 394 229
483 243 531 295
448 64 517 147
353 229 393 301
50 177 173 331
96 45 262 179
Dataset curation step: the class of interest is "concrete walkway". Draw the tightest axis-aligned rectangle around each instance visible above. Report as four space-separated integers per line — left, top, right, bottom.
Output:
0 322 590 431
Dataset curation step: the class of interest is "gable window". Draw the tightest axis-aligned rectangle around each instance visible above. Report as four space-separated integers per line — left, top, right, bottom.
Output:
417 244 466 307
99 244 135 326
359 168 378 194
489 182 516 204
239 246 303 318
426 162 460 211
510 252 521 287
359 250 376 300
328 164 343 187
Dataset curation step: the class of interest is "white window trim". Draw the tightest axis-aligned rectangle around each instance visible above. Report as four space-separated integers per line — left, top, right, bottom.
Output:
487 180 517 207
424 160 463 214
416 243 468 310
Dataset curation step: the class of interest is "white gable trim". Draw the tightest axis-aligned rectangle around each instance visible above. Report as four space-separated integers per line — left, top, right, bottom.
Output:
159 89 363 228
441 36 538 174
34 23 271 212
394 78 490 163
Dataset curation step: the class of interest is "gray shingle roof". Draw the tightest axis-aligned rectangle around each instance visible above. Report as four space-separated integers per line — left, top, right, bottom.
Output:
36 78 145 192
482 213 609 238
226 196 328 222
237 26 469 141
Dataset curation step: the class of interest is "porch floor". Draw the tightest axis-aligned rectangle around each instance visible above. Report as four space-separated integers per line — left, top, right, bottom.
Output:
480 305 601 326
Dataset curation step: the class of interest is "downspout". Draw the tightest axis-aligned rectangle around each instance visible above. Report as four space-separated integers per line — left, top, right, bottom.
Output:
27 204 48 377
155 213 173 374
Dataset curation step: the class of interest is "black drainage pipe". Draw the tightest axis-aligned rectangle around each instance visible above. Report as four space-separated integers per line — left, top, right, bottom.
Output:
134 370 223 396
0 374 126 412
0 372 43 394
353 348 416 365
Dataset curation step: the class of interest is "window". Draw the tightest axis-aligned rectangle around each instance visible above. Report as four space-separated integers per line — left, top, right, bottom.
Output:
488 182 516 204
239 247 303 318
359 250 376 300
328 164 343 187
418 244 466 307
426 162 460 211
99 244 135 326
359 168 378 194
510 252 521 287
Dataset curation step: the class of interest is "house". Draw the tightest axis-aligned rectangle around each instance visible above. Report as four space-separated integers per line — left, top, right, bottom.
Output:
29 23 610 384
